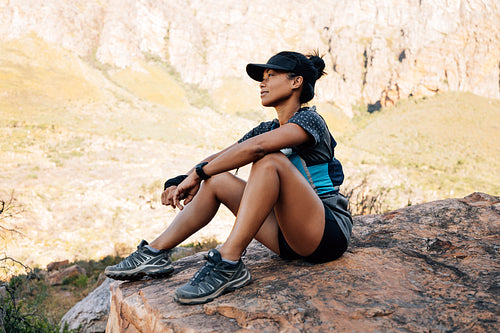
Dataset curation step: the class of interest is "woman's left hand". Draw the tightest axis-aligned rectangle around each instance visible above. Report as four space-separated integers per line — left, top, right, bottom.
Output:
173 173 201 210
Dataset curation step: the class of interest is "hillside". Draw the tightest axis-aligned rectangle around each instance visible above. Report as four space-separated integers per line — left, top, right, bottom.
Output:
0 35 254 277
0 1 499 278
341 92 500 202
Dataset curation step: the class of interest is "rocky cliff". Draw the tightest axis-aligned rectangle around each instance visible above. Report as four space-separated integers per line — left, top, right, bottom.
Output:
103 192 499 332
1 0 499 114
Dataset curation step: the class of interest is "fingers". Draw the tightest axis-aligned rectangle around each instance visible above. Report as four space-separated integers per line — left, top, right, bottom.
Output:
162 174 201 210
161 187 178 208
161 189 169 205
183 193 193 205
173 188 184 210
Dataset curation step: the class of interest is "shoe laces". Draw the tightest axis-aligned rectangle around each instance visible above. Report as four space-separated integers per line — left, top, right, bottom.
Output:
189 254 216 285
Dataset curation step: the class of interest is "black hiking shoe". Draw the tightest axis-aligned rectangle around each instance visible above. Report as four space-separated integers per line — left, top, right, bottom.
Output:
104 240 174 281
174 248 251 305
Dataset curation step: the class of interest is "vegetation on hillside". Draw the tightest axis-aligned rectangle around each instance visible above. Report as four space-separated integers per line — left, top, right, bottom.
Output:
340 92 500 204
0 240 218 332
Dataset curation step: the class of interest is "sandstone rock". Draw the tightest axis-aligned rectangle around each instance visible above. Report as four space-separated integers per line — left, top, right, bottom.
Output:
46 264 86 286
46 259 69 272
60 278 113 333
106 192 499 332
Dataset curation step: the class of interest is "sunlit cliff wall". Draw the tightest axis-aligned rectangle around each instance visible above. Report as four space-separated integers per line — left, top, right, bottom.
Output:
1 0 499 115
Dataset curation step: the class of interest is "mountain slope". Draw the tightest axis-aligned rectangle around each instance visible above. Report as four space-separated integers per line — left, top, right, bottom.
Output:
341 92 500 200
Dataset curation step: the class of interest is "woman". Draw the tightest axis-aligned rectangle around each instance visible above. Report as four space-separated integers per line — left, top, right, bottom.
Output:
105 51 353 305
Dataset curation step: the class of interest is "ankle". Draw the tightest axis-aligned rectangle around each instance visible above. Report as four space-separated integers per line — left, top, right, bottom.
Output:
149 240 165 251
145 244 161 253
218 246 241 262
221 257 239 265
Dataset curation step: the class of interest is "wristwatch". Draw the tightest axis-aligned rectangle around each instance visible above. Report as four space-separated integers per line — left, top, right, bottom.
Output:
195 162 211 180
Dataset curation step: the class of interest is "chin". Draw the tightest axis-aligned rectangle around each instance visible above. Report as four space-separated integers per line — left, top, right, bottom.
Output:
260 99 274 108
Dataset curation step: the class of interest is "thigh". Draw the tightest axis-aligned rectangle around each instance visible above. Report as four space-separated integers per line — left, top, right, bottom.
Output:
264 153 325 257
209 172 282 254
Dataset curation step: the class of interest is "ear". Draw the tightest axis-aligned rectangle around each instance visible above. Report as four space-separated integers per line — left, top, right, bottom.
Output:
291 76 303 90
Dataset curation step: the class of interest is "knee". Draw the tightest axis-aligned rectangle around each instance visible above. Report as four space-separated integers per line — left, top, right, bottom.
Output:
202 171 236 189
252 152 289 171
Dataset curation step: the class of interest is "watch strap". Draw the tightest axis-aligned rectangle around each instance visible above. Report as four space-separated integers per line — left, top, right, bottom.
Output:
195 162 211 180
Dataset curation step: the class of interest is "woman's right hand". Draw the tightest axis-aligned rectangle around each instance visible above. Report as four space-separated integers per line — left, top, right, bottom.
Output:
161 186 179 208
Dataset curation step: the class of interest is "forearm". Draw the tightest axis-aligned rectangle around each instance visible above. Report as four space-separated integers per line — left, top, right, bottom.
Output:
183 143 238 175
200 140 265 178
190 123 310 179
165 144 237 192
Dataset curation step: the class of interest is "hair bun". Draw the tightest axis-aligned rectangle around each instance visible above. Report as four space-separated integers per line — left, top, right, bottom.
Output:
307 53 326 80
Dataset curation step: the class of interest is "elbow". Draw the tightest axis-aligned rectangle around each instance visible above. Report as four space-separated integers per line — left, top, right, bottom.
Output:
247 140 271 160
241 137 275 161
253 144 267 159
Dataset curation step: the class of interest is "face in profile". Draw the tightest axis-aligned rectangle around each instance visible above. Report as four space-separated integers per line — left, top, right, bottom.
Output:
259 69 300 107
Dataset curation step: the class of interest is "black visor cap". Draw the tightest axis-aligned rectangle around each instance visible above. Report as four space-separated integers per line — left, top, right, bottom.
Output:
246 53 298 82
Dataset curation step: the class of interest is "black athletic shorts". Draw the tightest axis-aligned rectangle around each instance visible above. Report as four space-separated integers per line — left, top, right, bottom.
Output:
277 203 348 263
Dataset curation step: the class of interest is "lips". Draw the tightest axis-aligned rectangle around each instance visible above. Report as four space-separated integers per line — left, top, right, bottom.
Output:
260 91 268 98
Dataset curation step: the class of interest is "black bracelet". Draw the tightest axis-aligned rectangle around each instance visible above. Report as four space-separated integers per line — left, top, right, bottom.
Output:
195 162 211 180
163 175 188 190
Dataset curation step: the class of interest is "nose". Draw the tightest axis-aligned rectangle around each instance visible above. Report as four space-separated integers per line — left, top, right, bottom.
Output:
259 80 266 88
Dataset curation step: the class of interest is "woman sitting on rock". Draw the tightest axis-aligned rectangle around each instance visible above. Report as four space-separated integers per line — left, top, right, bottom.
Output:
105 51 353 305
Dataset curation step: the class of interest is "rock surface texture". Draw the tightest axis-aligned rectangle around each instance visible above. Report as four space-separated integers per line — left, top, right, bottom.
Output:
1 0 499 114
61 277 113 333
106 192 499 332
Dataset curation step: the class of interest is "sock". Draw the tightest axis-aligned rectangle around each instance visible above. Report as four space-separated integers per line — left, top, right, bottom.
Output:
221 257 239 265
146 244 161 253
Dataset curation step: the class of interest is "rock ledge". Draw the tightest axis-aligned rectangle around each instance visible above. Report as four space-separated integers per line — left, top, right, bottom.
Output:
106 193 499 332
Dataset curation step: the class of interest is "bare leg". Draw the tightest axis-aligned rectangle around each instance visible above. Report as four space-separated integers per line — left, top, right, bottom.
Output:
150 172 246 250
219 152 325 261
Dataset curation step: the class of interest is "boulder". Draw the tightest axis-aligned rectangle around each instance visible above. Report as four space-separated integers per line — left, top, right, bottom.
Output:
104 192 499 332
46 264 86 286
60 277 113 333
47 259 70 272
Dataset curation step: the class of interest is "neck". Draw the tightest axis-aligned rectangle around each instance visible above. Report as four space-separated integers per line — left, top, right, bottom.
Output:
275 98 302 125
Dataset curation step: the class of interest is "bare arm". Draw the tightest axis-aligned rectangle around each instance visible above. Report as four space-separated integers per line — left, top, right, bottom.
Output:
172 123 311 209
203 123 310 176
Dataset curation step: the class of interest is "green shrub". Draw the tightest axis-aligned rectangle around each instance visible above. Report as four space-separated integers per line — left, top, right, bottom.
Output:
62 275 88 288
1 283 74 333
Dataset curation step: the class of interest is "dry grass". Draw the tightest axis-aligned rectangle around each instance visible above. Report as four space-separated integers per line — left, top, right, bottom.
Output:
340 92 500 207
108 61 189 110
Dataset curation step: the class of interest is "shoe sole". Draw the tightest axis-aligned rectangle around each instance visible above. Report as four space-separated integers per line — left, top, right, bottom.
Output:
174 269 251 305
105 266 174 281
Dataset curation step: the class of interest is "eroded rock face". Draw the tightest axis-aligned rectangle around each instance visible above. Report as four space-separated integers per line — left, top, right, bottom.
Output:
106 192 499 332
1 0 499 114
